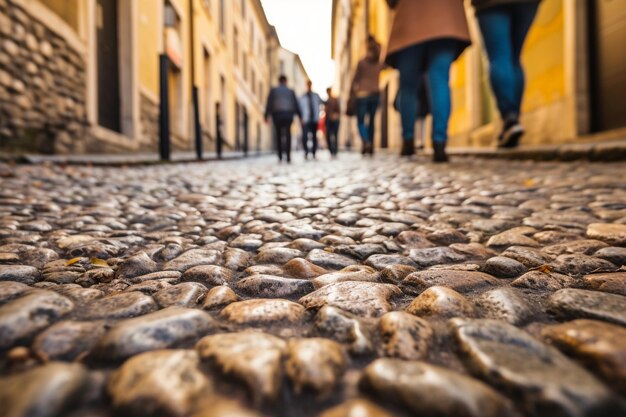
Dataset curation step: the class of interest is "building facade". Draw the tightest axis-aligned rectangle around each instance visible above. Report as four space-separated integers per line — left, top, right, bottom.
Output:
332 0 626 152
0 0 289 155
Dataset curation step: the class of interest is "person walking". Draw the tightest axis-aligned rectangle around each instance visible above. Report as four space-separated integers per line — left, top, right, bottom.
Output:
351 36 385 156
325 87 341 157
265 75 302 163
385 0 471 162
472 0 542 148
299 81 323 159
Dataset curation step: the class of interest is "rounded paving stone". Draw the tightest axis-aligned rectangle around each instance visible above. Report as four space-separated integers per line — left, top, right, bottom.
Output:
285 338 348 396
219 299 305 325
181 265 234 286
378 311 433 361
0 362 90 417
543 319 626 395
451 318 618 416
300 282 401 318
360 358 516 417
483 256 528 278
406 286 475 318
400 270 498 295
91 307 216 362
195 331 286 403
547 288 626 326
282 258 328 278
235 274 314 298
583 272 626 296
201 286 239 310
79 291 157 320
0 265 41 284
0 290 74 350
32 320 108 361
108 349 210 417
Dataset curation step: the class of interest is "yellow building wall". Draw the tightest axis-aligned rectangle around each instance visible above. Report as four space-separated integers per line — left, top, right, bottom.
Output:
521 0 565 113
137 0 161 98
39 0 80 31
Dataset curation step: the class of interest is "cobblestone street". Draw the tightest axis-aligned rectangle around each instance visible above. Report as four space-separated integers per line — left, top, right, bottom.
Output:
1 154 626 417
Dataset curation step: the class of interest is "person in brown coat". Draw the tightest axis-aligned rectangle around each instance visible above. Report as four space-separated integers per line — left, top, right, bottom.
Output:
385 0 471 162
472 0 542 148
350 36 385 156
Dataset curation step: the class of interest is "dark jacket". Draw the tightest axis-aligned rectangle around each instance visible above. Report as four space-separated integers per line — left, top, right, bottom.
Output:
471 0 541 12
265 85 301 119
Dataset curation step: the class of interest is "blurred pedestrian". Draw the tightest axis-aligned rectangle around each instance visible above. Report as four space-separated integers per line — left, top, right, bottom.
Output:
325 87 341 157
385 0 471 163
299 80 323 160
351 36 385 156
473 0 541 148
265 75 302 163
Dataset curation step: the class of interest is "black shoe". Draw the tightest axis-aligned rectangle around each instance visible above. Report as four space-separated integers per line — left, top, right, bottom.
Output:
498 120 524 148
433 143 448 163
400 140 415 157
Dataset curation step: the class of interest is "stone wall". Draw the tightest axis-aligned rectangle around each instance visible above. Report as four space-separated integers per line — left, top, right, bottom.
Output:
0 0 87 154
140 93 159 152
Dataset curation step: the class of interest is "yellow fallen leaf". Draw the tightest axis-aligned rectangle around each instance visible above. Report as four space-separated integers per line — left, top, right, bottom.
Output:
523 179 536 187
90 258 108 267
538 265 552 273
66 257 81 266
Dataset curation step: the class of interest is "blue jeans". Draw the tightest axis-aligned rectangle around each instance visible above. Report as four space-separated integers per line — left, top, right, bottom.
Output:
477 3 539 120
356 94 379 144
397 39 460 144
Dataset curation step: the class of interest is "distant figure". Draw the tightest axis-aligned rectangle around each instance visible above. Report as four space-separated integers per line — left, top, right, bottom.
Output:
473 0 542 148
265 75 302 163
351 37 384 156
385 0 471 162
299 80 323 159
325 87 341 157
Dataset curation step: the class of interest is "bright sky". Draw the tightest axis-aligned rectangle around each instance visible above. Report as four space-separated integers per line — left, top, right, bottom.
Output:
261 0 335 97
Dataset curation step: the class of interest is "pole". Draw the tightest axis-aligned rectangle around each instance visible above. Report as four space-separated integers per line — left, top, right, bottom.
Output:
189 0 203 160
159 54 171 161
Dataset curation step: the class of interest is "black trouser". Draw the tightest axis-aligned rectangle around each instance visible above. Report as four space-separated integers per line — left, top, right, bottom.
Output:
302 121 318 157
273 113 294 161
326 120 339 156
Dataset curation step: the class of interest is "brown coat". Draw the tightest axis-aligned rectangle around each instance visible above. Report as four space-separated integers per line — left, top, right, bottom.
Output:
385 0 471 64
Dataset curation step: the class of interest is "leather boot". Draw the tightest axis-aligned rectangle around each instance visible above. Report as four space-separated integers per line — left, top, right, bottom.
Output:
400 140 415 157
433 142 448 163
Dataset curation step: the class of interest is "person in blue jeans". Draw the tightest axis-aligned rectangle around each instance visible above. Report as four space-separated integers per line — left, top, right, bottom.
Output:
473 0 542 148
385 0 471 162
350 37 385 155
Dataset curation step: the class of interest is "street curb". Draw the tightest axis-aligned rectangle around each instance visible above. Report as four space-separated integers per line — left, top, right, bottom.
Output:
427 139 626 162
0 151 275 167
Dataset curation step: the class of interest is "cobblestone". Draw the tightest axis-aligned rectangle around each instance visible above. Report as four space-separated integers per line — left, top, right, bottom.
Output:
0 155 626 416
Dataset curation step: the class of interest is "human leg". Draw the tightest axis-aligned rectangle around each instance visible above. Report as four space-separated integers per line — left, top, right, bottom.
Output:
425 39 458 145
477 8 518 120
285 124 292 162
356 98 369 145
366 95 379 153
309 122 318 157
397 44 424 142
510 3 540 115
274 122 283 161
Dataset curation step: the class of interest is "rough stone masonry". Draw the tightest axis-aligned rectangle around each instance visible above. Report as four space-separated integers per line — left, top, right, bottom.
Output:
0 155 626 417
0 0 88 154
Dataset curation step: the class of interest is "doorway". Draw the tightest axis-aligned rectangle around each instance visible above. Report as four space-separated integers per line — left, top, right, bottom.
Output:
589 0 626 132
96 0 121 132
